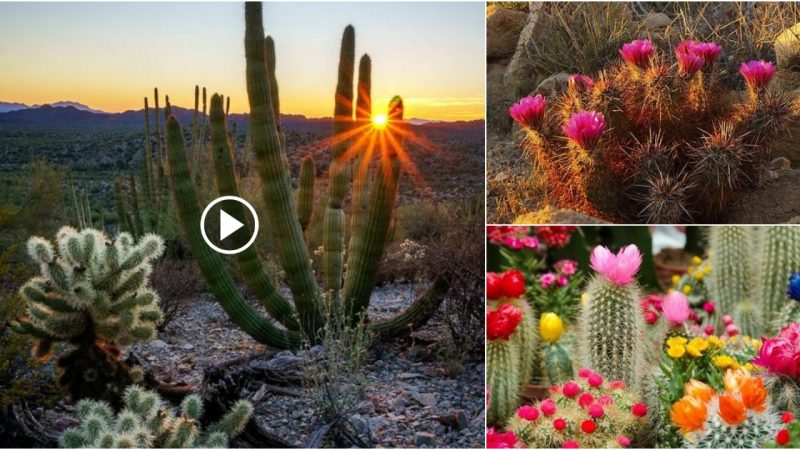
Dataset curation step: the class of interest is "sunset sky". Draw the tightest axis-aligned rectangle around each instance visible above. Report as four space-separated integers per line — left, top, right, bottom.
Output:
0 2 484 121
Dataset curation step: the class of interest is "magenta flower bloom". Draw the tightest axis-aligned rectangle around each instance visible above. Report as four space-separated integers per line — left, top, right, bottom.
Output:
740 60 775 90
568 73 594 92
516 405 540 421
562 111 605 150
662 291 691 325
555 259 578 276
675 47 705 76
619 39 654 68
692 42 722 65
540 272 557 288
487 427 518 449
521 236 539 249
590 245 642 286
509 94 547 129
753 323 800 378
703 301 716 314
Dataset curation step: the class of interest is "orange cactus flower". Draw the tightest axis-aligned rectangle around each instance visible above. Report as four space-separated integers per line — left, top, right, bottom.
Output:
739 375 767 412
670 396 708 434
723 367 749 394
718 393 747 426
684 380 714 403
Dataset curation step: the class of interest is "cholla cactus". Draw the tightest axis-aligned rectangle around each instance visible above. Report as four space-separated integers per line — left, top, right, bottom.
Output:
59 385 252 448
511 38 798 223
752 227 800 334
12 226 165 403
579 245 646 392
707 227 753 333
507 370 650 448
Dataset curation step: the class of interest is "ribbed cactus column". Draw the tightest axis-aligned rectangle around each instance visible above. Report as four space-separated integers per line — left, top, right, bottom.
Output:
208 94 300 331
752 226 800 334
264 36 281 128
579 245 645 391
350 54 372 236
296 156 315 232
165 115 302 348
245 2 323 338
487 303 523 426
323 25 355 306
708 227 753 331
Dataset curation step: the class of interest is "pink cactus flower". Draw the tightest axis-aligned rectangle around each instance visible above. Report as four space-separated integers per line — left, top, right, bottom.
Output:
703 301 716 314
662 291 691 325
590 245 642 286
722 314 733 326
569 73 594 92
609 381 626 390
557 274 568 287
487 427 518 449
521 236 539 249
562 381 581 397
753 323 800 378
503 237 523 250
517 405 540 421
562 111 605 150
556 259 579 276
726 324 739 336
692 42 722 65
578 392 594 407
675 48 705 76
588 403 605 418
578 368 592 378
704 325 715 336
619 39 655 68
540 272 557 288
618 435 631 447
597 395 613 406
562 441 580 449
509 94 547 129
740 60 775 90
540 398 557 416
588 373 604 387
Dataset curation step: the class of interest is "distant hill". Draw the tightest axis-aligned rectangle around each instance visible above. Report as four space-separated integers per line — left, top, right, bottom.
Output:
0 103 484 137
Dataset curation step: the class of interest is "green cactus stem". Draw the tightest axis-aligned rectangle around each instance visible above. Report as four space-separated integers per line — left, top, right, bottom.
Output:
752 226 800 334
544 341 574 385
296 156 315 232
487 337 521 426
708 227 753 332
579 276 645 391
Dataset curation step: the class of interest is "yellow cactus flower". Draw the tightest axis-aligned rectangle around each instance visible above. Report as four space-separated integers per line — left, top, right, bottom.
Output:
694 271 704 281
672 274 681 286
668 336 689 347
682 284 693 294
539 312 564 343
692 256 703 266
752 339 763 351
707 335 723 348
713 355 740 370
687 338 708 357
668 345 686 359
703 265 711 275
687 266 695 275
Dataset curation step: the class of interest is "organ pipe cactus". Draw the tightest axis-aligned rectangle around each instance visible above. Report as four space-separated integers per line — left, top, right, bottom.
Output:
707 227 752 332
12 227 165 405
752 226 800 334
296 156 315 232
164 2 448 347
59 385 252 448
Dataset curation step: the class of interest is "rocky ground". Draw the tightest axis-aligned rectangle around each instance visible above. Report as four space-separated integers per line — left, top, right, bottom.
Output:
23 283 484 448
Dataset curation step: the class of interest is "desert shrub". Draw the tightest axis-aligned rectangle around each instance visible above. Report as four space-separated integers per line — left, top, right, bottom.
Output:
512 39 799 223
490 1 529 13
149 259 207 332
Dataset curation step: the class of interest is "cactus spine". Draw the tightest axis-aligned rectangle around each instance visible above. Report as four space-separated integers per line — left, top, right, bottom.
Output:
13 227 165 404
579 276 645 391
752 226 800 334
686 407 781 449
708 227 752 331
487 332 521 425
735 298 761 338
59 385 252 448
162 3 445 347
544 341 574 384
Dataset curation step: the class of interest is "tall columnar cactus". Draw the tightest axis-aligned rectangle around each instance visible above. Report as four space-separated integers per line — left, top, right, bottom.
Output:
162 2 448 347
59 385 252 448
708 226 753 332
579 245 646 392
544 341 573 385
752 226 800 334
296 156 315 232
735 299 761 338
12 227 165 404
487 303 523 426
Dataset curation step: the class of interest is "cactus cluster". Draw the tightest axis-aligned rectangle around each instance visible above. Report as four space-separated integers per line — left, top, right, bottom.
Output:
12 226 164 404
59 385 252 448
511 38 799 223
707 226 800 336
158 2 448 348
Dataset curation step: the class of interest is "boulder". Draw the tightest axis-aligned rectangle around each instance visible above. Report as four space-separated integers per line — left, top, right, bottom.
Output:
487 5 528 60
642 12 671 31
534 72 570 97
774 23 800 90
503 3 545 98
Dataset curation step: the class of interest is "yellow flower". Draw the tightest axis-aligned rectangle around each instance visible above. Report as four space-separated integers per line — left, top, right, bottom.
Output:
752 339 763 351
713 355 740 370
687 338 708 357
692 256 703 266
668 336 689 347
687 266 695 275
744 363 755 372
682 284 693 294
707 335 723 348
668 345 686 359
694 271 704 281
672 275 681 286
539 312 564 343
703 265 711 275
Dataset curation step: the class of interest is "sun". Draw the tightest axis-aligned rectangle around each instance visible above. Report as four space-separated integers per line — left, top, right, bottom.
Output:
371 114 388 129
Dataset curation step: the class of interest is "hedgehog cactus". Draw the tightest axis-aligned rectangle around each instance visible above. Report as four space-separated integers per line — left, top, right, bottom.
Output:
708 227 753 332
162 3 448 347
12 227 165 404
752 227 800 334
59 385 252 448
579 245 646 392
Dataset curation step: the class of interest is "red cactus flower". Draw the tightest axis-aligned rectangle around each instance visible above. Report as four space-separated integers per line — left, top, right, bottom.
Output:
487 427 519 449
619 39 654 68
588 403 604 418
535 226 577 248
562 441 579 449
509 94 547 130
487 304 523 340
703 301 716 314
486 272 503 300
562 381 581 397
632 403 648 417
562 111 605 150
540 398 557 416
501 270 526 298
517 405 540 421
783 412 794 424
553 418 567 431
740 60 775 90
577 368 592 378
588 373 603 387
580 420 597 434
569 73 594 92
776 428 791 446
578 392 594 407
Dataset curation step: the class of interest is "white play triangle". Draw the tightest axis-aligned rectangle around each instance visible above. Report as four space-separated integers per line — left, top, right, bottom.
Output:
219 209 244 241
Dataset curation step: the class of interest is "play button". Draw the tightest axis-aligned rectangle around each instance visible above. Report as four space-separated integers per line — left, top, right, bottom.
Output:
200 195 259 255
219 209 244 241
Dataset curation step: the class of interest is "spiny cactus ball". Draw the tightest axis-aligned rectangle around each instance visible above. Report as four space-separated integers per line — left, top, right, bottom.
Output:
14 226 165 353
59 385 253 448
